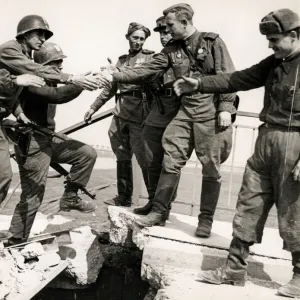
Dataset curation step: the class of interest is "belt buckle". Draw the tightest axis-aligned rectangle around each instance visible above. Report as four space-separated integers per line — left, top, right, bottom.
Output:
166 88 172 96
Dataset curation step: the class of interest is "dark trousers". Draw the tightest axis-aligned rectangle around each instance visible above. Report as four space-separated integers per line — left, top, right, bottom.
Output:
233 125 300 252
10 132 97 240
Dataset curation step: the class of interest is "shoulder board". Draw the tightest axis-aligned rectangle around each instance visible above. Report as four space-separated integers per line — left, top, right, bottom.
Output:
142 49 155 55
118 54 127 60
203 32 219 40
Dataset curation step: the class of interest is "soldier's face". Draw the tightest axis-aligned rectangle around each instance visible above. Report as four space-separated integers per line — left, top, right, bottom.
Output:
267 32 297 59
128 30 146 52
47 59 63 71
24 30 46 51
159 28 172 47
165 13 185 40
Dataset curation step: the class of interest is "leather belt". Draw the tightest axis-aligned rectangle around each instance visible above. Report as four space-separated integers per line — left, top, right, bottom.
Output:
120 90 143 98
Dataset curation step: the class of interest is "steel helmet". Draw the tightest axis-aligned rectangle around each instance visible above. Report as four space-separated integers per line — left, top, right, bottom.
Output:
16 15 53 40
33 42 67 65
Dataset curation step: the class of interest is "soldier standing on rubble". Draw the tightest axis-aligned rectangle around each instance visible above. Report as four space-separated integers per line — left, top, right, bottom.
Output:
5 43 98 246
0 71 45 240
0 15 100 91
84 22 154 208
98 3 236 237
173 8 300 299
133 16 180 219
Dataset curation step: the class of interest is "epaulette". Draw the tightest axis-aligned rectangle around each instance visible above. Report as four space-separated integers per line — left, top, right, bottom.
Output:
118 54 128 60
203 32 219 40
142 49 155 55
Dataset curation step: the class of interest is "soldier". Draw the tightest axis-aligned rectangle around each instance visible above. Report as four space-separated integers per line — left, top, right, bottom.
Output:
174 8 300 299
6 42 97 246
99 4 236 236
133 16 180 217
0 70 45 240
84 22 154 207
0 15 99 91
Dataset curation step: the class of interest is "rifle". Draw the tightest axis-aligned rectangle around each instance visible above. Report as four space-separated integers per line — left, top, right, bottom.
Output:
49 163 96 200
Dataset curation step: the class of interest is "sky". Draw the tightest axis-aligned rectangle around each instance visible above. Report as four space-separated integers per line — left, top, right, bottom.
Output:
0 0 299 151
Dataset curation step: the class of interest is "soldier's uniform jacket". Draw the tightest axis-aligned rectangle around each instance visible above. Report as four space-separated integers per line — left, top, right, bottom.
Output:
0 40 70 83
19 84 82 131
0 69 22 118
90 49 154 124
199 51 300 127
144 66 180 128
113 30 236 122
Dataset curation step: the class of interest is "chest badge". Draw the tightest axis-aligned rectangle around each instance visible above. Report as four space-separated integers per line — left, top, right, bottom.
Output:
134 58 145 67
176 52 182 59
198 48 204 54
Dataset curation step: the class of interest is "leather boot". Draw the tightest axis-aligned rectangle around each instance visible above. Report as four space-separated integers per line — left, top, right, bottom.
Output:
60 182 96 213
195 179 221 238
136 171 180 227
134 167 160 215
104 160 133 207
165 174 180 220
197 237 249 286
278 252 300 298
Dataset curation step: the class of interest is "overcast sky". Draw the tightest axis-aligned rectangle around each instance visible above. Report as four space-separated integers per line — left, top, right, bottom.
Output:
0 0 299 148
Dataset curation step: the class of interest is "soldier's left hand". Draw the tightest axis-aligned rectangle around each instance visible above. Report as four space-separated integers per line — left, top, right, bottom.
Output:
218 111 231 129
17 113 31 124
292 161 300 181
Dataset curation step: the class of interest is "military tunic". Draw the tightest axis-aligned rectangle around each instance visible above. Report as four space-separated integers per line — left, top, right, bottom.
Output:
198 51 300 252
90 49 154 167
10 84 97 240
0 40 70 83
113 30 235 179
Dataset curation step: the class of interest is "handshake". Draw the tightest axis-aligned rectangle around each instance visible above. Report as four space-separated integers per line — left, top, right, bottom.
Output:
69 58 117 91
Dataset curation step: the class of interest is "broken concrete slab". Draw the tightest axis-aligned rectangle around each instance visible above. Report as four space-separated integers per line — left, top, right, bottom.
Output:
51 226 105 287
155 276 282 300
107 206 293 292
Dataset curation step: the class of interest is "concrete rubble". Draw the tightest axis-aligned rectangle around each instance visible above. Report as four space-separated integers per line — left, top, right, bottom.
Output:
0 224 105 299
107 206 293 300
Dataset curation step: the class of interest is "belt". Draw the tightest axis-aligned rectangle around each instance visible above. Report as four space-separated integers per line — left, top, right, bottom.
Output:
265 123 300 131
160 88 174 97
120 90 143 98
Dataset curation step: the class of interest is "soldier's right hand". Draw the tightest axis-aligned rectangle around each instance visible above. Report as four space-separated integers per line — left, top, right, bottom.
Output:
84 108 95 123
71 74 100 91
173 76 199 96
15 74 45 87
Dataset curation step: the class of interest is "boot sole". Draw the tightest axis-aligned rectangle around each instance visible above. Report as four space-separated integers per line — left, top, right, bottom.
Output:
197 276 245 287
133 210 149 215
195 231 211 238
135 220 166 227
278 289 300 298
60 207 96 213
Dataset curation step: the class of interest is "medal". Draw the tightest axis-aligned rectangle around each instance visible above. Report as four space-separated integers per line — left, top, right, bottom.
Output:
176 52 182 59
198 48 204 54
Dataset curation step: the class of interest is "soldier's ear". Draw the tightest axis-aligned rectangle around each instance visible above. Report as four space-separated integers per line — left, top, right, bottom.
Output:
289 30 298 40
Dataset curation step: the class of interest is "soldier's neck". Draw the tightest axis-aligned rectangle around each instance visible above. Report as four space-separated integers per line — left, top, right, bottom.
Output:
182 27 196 40
19 41 32 59
283 46 300 62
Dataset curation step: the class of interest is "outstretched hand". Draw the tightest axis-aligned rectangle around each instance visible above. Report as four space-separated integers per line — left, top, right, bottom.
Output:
173 76 199 96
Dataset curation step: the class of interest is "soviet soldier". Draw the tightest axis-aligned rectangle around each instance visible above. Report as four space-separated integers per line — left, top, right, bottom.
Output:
6 42 97 246
84 22 154 207
133 16 180 218
0 15 100 91
0 70 45 240
99 4 236 237
173 8 300 299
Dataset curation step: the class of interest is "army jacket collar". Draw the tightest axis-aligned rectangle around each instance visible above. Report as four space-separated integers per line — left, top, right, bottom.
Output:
281 50 300 74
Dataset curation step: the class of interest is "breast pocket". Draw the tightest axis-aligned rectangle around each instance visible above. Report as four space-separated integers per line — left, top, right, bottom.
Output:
170 54 189 78
282 85 300 112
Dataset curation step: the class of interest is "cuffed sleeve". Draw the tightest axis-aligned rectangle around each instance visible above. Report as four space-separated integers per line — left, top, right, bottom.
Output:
90 82 118 111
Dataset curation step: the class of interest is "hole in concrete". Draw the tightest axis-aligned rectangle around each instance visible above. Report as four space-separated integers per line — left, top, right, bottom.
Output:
32 242 150 300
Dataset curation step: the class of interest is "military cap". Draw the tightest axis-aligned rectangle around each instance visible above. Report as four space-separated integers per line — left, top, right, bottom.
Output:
163 3 194 17
260 8 300 35
126 22 151 39
154 16 167 32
